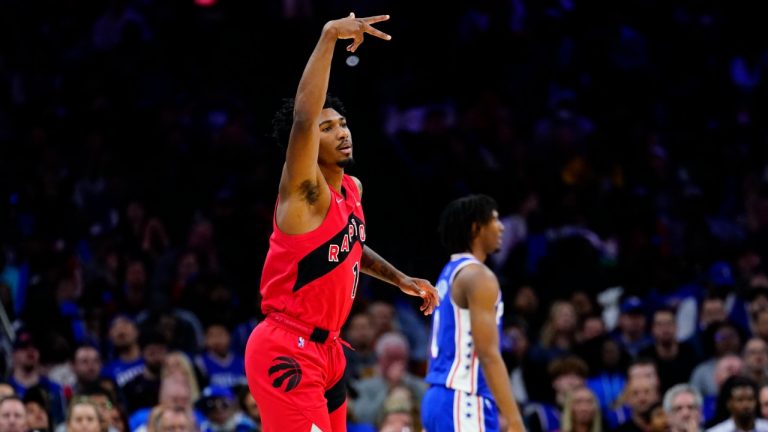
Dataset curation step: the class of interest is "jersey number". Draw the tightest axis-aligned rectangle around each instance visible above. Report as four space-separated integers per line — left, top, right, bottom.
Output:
351 262 360 298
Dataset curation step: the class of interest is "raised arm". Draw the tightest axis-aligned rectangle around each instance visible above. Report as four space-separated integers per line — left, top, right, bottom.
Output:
462 266 525 432
279 14 391 203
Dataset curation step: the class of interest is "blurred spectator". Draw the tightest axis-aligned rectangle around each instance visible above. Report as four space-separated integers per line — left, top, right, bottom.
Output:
129 373 203 432
559 385 603 432
706 376 767 432
645 401 668 432
582 336 631 410
162 351 201 403
7 329 67 425
194 322 246 390
196 385 257 432
690 322 743 398
743 337 768 387
69 344 104 400
350 332 427 426
102 315 144 388
152 406 196 432
663 384 704 432
638 307 700 394
122 330 168 414
760 384 768 419
606 358 660 429
234 385 260 432
538 300 579 358
524 355 589 432
23 385 52 432
613 374 660 432
0 395 27 432
66 398 106 432
343 312 378 381
77 384 124 432
611 296 653 358
686 295 728 359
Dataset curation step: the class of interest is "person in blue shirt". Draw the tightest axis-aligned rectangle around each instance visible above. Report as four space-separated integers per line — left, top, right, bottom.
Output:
194 322 246 390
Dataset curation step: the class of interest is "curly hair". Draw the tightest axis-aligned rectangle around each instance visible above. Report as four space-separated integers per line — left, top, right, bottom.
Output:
437 194 498 254
271 93 347 150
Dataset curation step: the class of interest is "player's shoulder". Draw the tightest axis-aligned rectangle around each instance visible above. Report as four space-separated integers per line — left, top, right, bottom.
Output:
455 261 497 285
348 175 363 197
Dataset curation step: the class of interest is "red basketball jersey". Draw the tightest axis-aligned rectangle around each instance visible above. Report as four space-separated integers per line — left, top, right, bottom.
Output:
260 174 366 332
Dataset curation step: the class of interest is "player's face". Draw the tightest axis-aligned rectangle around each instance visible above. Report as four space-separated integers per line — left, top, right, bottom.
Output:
318 108 353 168
479 210 504 254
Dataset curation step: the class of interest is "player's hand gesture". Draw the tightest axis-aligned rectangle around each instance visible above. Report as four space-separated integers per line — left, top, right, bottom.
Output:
398 277 440 315
324 13 391 52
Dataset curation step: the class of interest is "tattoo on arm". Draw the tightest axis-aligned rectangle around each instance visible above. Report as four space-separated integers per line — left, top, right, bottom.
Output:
361 247 403 286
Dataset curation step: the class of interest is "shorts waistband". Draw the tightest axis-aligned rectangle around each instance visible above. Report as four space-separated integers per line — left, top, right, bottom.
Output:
266 313 340 344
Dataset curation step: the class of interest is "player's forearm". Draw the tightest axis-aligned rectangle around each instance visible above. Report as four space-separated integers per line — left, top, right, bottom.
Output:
293 25 337 124
478 353 525 431
361 247 406 287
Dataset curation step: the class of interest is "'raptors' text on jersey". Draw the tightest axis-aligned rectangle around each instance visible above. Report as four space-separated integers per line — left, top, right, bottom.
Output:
425 253 504 399
260 174 366 332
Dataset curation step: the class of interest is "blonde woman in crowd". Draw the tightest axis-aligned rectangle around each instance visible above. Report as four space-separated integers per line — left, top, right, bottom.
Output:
162 351 201 402
559 385 603 432
539 300 579 355
66 398 107 432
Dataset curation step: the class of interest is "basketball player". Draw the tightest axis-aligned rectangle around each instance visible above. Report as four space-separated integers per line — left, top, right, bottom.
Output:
422 194 525 432
244 13 440 432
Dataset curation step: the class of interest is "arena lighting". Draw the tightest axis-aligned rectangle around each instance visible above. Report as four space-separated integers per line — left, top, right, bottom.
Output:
195 0 217 7
346 55 359 67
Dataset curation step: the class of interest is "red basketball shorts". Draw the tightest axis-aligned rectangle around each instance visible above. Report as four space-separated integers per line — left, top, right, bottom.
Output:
245 313 347 432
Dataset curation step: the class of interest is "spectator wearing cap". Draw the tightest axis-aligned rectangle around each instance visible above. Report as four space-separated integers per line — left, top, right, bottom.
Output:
196 385 257 432
102 315 144 388
121 330 168 414
611 295 653 358
7 329 67 426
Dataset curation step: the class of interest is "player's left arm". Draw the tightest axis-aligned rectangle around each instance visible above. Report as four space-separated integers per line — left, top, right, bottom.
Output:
360 247 439 315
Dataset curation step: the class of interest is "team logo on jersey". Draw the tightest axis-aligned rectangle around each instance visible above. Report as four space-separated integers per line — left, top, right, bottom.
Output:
268 356 302 392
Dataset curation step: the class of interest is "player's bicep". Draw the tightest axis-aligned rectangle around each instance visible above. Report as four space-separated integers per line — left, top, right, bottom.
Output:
282 119 321 193
465 271 501 358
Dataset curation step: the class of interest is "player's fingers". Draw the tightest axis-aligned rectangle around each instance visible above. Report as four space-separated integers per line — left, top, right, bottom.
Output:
364 24 391 41
349 35 364 52
361 14 389 24
349 12 355 19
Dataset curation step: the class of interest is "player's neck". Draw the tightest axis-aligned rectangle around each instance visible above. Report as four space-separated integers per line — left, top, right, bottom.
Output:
468 245 487 263
320 166 344 193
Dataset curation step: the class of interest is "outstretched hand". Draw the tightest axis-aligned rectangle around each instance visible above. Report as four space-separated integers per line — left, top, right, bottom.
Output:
325 12 391 52
398 277 440 315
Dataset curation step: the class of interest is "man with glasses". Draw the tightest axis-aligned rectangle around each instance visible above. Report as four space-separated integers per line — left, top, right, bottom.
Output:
663 384 703 432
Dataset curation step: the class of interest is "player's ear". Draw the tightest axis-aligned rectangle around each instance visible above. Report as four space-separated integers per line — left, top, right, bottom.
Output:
471 222 480 237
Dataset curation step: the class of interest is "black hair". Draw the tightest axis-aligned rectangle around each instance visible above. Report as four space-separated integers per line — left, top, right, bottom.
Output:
271 93 347 150
708 375 759 427
438 194 498 254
